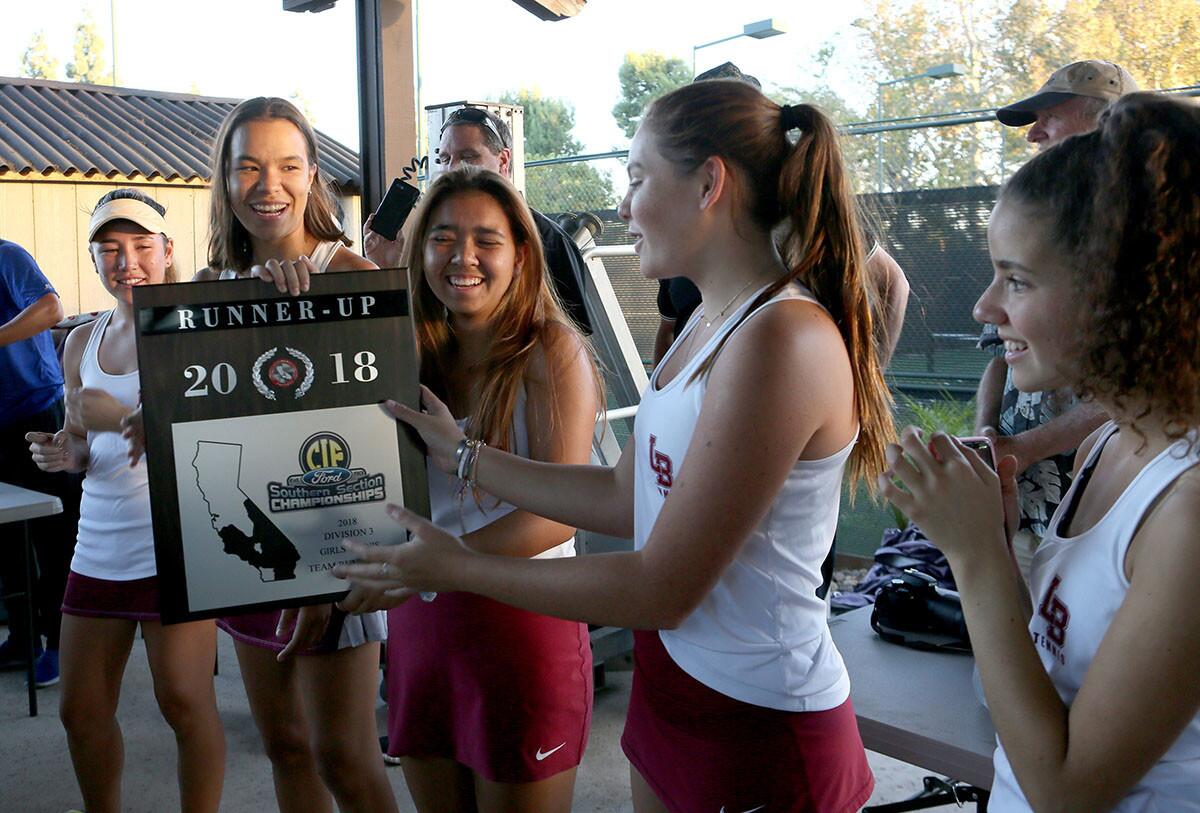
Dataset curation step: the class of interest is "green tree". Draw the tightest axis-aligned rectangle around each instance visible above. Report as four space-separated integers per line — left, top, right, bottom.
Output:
500 89 615 213
843 0 1200 192
289 88 317 126
611 51 690 139
501 89 582 157
21 31 60 80
66 12 112 85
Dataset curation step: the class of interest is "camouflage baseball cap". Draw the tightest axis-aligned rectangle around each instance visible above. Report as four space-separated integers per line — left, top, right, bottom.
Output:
997 60 1138 126
694 61 762 90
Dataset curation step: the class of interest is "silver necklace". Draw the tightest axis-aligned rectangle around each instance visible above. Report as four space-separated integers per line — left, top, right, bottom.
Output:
679 279 757 363
702 278 756 329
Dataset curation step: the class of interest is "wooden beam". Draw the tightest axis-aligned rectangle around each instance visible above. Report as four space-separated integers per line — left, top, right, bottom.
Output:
356 0 418 216
509 0 585 21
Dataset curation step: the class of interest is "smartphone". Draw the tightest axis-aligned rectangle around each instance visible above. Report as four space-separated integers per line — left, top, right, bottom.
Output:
957 436 996 470
369 179 421 241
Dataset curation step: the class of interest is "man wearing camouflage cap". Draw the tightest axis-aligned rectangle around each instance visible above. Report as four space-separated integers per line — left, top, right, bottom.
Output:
997 59 1139 150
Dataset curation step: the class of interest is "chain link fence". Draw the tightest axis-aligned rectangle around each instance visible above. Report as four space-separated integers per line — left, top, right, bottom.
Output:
532 89 1198 558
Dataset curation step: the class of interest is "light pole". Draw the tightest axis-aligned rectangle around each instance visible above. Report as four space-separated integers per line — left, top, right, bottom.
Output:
692 18 786 76
875 62 966 192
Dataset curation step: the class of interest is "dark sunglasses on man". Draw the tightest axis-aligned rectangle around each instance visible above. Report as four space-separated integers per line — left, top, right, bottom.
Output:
440 107 508 148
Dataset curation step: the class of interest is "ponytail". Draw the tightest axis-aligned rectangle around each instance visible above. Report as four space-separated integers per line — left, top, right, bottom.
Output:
646 83 893 492
777 104 892 493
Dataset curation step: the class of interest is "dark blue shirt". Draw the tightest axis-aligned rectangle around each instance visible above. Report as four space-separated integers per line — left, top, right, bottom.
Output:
0 240 63 424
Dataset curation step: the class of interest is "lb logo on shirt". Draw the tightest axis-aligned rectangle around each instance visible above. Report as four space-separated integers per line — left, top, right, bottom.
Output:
649 434 673 496
1032 574 1070 664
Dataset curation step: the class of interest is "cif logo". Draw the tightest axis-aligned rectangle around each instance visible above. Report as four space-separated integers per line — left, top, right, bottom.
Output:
299 432 353 485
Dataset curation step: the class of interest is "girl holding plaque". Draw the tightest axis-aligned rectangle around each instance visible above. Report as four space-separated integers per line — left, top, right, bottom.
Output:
27 190 226 813
340 80 891 812
195 97 395 813
351 167 601 811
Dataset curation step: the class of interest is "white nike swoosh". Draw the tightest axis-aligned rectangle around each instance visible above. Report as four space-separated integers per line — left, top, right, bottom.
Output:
718 806 766 813
535 742 566 761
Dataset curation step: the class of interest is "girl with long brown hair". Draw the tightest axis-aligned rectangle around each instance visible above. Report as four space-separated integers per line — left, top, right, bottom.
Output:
195 97 394 813
338 79 893 812
359 166 600 812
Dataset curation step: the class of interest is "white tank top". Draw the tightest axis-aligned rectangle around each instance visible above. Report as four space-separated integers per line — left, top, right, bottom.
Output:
991 421 1200 812
633 283 856 711
216 239 343 279
71 310 157 581
428 387 574 559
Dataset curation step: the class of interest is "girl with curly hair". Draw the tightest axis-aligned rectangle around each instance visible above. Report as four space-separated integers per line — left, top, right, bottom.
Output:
882 93 1200 811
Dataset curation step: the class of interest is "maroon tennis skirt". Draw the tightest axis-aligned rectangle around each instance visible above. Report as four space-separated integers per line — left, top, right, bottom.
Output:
621 630 874 813
61 570 161 622
385 591 593 783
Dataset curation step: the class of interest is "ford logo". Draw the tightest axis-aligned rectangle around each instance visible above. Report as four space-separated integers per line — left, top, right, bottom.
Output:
302 468 352 486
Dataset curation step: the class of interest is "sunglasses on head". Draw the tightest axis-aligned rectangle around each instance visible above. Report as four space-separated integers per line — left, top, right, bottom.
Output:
441 107 507 147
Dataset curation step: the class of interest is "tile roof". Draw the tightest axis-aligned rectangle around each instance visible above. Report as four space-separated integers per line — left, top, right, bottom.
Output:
0 76 360 191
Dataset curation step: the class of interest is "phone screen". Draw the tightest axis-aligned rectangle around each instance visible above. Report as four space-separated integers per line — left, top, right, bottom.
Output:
957 436 996 470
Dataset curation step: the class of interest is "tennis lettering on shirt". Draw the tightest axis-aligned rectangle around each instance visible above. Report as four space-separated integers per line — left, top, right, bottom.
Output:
1032 574 1070 665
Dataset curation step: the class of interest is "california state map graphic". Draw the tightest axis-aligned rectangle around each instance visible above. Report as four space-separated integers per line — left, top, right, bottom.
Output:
192 441 300 582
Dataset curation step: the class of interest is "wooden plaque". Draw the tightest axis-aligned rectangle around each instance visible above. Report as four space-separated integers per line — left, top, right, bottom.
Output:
133 269 428 623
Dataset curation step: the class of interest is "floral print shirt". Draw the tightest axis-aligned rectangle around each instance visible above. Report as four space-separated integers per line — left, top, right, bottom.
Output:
980 323 1079 537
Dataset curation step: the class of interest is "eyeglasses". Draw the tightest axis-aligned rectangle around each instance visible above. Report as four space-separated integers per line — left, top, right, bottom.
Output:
440 107 508 148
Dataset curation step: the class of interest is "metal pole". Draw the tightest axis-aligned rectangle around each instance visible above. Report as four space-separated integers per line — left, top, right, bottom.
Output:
876 88 883 192
110 0 118 86
356 0 387 214
692 32 744 76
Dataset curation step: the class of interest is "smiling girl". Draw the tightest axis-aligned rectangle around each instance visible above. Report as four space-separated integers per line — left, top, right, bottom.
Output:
27 189 225 813
882 93 1200 812
342 166 601 813
338 80 892 812
196 97 393 813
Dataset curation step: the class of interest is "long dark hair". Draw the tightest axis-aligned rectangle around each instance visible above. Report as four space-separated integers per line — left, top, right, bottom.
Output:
206 97 349 272
642 80 893 490
1002 92 1200 441
405 166 601 450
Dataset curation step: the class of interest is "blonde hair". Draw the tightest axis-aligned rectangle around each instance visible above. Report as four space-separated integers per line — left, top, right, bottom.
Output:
405 166 601 451
206 97 348 271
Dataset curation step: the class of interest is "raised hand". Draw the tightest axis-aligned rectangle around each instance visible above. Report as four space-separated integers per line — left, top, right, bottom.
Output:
384 386 464 476
334 505 469 610
248 255 320 296
878 427 1009 562
362 213 407 270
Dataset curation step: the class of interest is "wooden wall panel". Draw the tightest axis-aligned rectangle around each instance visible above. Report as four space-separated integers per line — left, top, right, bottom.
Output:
74 183 120 314
1 179 359 315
